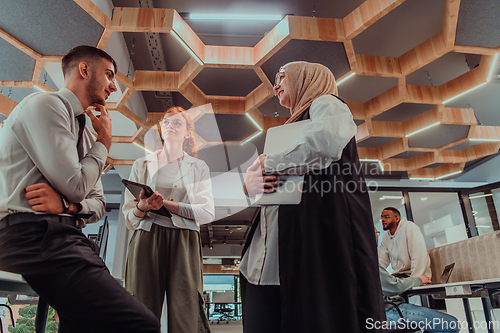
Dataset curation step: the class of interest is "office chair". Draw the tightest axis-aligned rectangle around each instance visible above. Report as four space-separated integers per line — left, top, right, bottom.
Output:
96 217 109 261
211 303 234 324
34 299 49 333
384 300 421 333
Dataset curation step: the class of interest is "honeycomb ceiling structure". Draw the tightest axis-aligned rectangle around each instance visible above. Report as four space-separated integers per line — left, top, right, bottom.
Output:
1 0 500 181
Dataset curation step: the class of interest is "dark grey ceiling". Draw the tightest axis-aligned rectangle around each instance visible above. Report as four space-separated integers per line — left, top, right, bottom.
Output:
373 103 435 122
197 141 261 173
153 0 364 20
1 0 498 248
142 91 171 112
260 40 351 84
455 0 500 48
423 163 446 169
352 0 443 57
159 33 192 71
0 38 35 81
196 34 262 47
406 52 472 86
141 91 192 112
193 68 262 96
1 0 499 187
408 124 470 148
446 141 482 151
122 32 154 71
0 0 103 55
338 75 398 103
123 32 192 72
258 96 290 117
447 82 500 127
195 114 257 141
185 20 277 45
171 92 192 110
392 151 424 159
357 137 399 148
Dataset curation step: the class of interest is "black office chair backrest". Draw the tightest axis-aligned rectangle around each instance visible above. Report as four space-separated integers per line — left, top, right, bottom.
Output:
96 217 109 261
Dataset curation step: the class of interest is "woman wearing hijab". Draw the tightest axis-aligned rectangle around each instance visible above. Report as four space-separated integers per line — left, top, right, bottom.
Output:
240 62 385 332
122 107 214 333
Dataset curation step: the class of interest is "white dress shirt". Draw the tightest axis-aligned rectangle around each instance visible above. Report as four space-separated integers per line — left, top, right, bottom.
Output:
239 94 357 285
0 88 107 224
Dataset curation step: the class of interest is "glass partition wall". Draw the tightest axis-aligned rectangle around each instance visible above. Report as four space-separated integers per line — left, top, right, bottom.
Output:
469 192 497 236
368 181 500 251
408 192 467 249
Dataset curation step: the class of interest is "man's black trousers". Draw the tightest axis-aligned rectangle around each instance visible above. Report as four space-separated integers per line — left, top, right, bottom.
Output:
0 219 160 333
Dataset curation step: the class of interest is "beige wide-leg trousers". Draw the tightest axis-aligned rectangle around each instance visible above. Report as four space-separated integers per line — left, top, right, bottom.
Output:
125 224 210 333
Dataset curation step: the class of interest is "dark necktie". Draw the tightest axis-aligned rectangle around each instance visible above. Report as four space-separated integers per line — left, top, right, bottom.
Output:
76 114 86 160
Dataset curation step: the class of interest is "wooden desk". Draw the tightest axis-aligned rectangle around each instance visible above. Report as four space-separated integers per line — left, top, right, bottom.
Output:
405 278 500 333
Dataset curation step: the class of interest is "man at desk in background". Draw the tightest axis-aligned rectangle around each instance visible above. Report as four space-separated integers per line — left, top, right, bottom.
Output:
0 45 159 333
376 228 460 333
379 207 432 278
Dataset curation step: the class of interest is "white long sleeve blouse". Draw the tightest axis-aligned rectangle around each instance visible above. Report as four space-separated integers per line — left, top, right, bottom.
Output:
122 151 215 232
240 94 357 285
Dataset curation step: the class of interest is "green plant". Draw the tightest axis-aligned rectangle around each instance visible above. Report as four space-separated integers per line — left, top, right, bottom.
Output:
8 304 58 333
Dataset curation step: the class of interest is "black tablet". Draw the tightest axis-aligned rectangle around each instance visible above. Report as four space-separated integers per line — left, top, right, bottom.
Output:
121 179 172 218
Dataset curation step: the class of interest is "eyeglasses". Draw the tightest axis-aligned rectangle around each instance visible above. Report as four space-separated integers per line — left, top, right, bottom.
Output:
380 215 397 220
160 118 185 128
274 70 286 89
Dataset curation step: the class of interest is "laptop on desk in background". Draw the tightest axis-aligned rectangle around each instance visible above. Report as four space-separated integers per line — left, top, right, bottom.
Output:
439 263 456 284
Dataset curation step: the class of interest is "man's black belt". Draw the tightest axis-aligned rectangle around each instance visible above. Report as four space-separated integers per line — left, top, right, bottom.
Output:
0 213 84 231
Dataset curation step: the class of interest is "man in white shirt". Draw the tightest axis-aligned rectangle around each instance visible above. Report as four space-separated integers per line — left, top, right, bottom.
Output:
376 227 459 332
0 46 159 333
378 207 432 278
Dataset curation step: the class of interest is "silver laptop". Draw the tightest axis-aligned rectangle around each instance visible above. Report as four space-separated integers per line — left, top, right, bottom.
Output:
254 120 311 205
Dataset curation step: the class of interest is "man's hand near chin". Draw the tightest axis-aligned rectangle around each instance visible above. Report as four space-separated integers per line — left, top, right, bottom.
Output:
25 183 79 214
85 104 112 152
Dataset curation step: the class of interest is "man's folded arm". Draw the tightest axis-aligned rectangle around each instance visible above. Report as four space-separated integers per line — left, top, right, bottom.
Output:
11 94 107 203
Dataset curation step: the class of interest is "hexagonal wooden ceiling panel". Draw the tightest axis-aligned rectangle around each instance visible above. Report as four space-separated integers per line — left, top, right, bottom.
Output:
1 0 500 181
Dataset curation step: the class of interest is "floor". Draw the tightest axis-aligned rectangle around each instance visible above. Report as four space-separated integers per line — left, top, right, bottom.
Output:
209 319 243 333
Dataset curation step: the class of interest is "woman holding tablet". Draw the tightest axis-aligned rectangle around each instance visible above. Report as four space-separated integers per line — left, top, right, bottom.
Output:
122 106 214 333
240 62 385 332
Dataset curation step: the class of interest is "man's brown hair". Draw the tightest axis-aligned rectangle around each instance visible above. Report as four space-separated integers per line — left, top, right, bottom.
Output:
62 45 117 78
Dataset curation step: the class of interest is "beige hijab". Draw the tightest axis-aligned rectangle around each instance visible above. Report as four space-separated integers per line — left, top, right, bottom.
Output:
279 62 338 124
